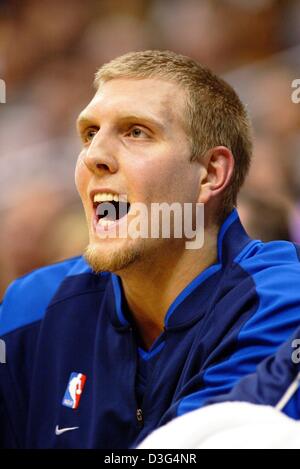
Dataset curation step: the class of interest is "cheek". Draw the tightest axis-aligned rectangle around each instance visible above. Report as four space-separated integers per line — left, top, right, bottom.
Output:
147 160 196 199
126 158 182 201
129 169 177 203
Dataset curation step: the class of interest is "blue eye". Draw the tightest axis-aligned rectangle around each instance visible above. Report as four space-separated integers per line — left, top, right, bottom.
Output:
84 128 98 143
129 127 148 138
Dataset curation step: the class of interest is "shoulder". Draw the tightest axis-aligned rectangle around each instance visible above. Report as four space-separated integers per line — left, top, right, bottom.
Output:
235 239 300 272
234 239 300 306
232 240 300 346
0 256 93 336
233 239 300 300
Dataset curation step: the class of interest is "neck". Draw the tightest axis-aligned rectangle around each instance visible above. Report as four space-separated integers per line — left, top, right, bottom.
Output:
118 225 218 350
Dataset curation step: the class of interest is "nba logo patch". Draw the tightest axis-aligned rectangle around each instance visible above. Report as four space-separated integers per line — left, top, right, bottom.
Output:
62 372 87 409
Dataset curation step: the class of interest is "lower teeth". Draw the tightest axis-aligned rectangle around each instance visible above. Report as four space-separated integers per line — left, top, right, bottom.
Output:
98 218 115 227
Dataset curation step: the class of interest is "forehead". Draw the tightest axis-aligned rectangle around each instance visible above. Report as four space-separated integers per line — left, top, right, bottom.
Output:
79 78 187 125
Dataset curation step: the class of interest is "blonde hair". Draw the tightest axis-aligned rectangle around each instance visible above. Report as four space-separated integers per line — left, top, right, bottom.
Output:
95 50 253 222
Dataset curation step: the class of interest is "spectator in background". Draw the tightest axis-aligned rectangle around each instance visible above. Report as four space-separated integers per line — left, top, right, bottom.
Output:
0 185 87 299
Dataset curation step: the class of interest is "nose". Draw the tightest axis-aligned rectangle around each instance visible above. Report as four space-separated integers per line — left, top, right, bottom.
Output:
82 131 119 175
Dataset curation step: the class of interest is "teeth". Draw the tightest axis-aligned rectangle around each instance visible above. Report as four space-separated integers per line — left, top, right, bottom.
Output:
98 218 115 227
93 192 128 203
93 192 120 203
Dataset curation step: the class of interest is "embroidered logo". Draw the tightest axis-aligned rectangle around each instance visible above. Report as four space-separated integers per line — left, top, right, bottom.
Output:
55 425 79 435
62 372 87 409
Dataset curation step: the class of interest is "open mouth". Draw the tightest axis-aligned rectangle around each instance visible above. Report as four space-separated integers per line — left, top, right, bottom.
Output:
92 192 131 228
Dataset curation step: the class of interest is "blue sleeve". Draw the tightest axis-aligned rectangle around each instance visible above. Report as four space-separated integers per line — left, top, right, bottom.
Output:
0 300 20 448
0 295 37 448
160 247 300 425
0 256 84 336
203 328 300 419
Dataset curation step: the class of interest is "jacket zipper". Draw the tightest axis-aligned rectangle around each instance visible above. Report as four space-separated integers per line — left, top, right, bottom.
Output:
129 327 145 429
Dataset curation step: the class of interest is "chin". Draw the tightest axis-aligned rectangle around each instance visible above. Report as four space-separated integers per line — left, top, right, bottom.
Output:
84 239 144 274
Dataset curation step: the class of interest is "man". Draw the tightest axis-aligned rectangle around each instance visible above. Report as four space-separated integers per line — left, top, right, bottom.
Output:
0 50 300 449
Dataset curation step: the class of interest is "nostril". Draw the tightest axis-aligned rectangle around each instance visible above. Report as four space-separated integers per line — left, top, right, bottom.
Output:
96 163 110 170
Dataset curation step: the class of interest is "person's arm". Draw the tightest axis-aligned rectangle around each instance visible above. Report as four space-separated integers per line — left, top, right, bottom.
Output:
202 327 300 418
159 243 300 425
0 288 32 449
159 302 300 426
139 331 300 449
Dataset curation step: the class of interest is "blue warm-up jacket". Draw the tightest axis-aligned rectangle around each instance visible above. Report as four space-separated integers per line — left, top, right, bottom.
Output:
1 209 300 448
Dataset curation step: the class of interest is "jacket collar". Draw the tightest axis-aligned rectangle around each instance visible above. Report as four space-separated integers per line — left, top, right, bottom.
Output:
108 209 252 330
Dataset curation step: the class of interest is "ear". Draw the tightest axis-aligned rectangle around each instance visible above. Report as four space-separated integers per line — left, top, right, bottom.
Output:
198 146 234 204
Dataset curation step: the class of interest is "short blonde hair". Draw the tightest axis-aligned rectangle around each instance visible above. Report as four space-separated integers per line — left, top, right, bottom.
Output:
95 50 253 222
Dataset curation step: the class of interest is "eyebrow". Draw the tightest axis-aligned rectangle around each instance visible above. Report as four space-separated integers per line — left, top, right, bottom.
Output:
76 112 166 134
119 114 166 132
76 114 95 132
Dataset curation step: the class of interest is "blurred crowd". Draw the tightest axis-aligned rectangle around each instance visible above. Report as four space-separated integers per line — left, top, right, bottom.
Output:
0 0 300 298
